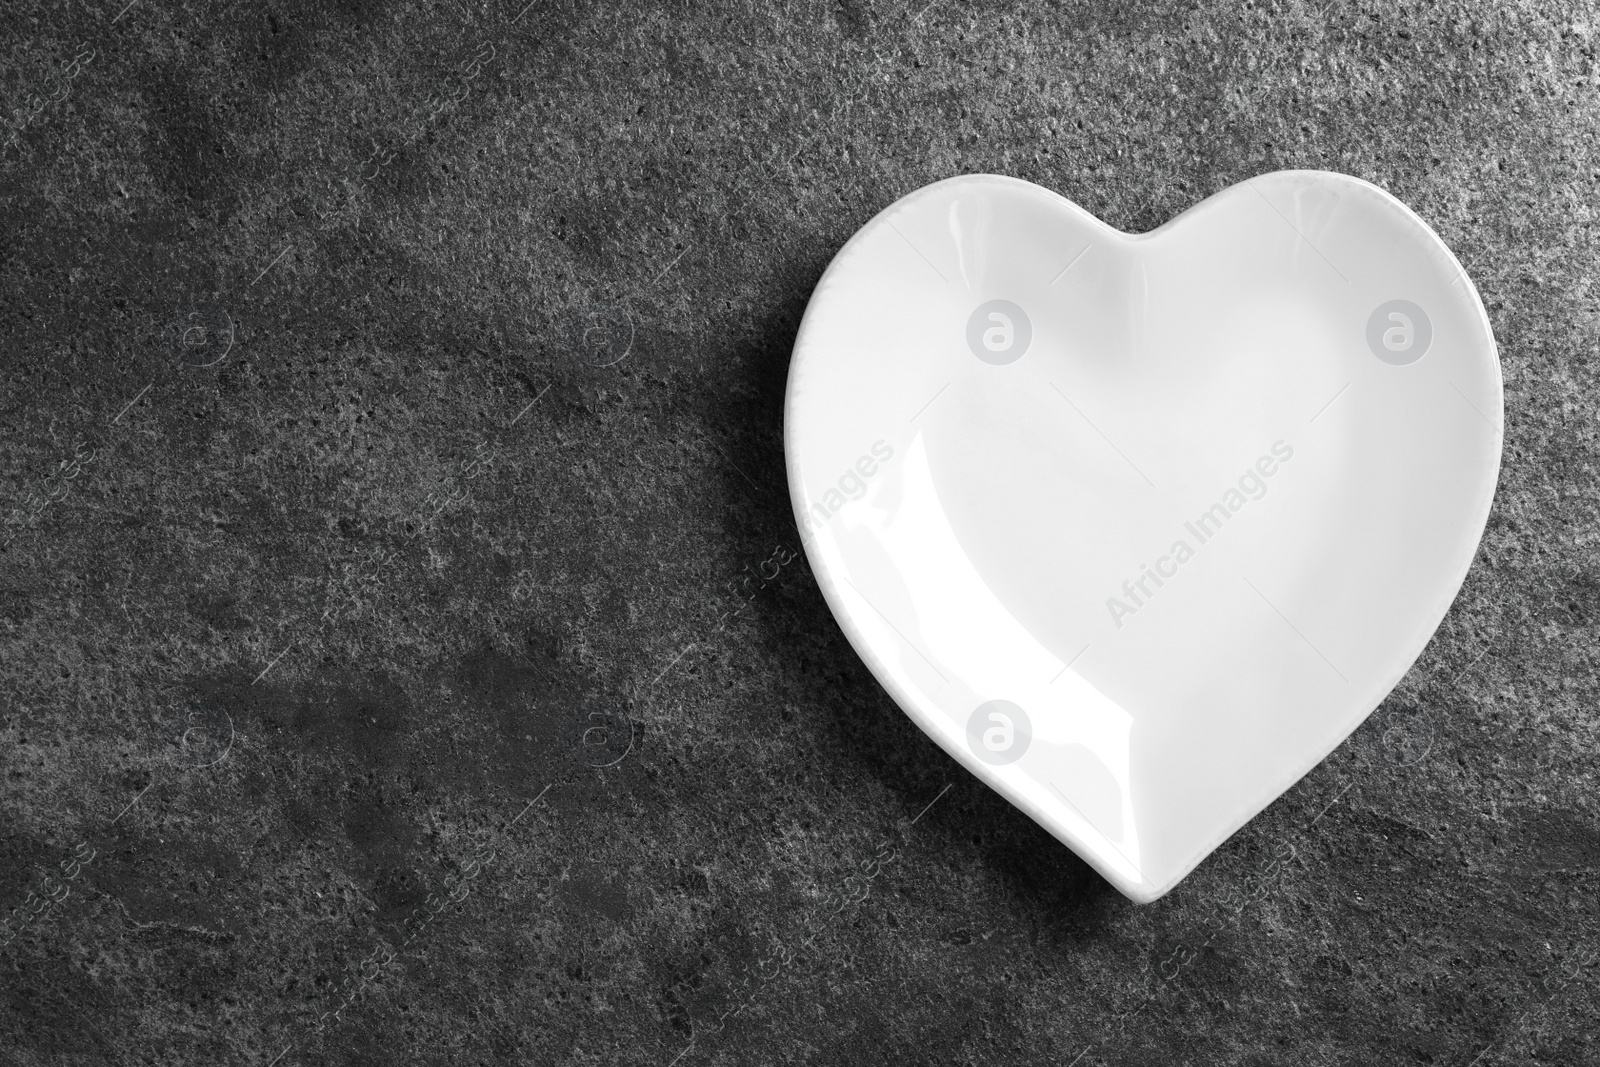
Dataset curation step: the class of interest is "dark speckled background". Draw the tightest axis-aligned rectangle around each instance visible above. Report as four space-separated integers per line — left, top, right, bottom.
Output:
3 1 1598 1064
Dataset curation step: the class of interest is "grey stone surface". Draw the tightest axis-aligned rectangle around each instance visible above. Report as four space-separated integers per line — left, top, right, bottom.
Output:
2 1 1598 1064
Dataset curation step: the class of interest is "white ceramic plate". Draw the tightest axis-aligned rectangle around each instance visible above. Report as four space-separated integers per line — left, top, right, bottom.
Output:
784 172 1501 903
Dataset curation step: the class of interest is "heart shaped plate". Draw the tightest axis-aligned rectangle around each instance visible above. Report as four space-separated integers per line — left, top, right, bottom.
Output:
784 172 1501 902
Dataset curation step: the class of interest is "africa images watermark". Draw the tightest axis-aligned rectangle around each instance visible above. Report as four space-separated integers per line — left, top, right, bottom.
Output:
1104 440 1295 629
3 40 95 156
794 439 896 546
2 700 232 952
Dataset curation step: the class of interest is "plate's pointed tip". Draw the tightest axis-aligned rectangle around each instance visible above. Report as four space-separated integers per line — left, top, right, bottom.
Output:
1118 879 1171 906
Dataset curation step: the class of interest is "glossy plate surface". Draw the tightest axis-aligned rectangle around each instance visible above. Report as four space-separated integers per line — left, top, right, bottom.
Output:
783 172 1502 903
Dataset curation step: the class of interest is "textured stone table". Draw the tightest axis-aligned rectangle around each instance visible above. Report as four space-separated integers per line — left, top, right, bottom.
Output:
2 1 1597 1064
